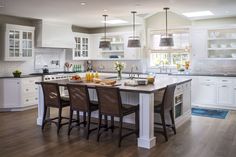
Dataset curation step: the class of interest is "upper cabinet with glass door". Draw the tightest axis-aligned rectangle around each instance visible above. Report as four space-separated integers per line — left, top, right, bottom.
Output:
73 33 90 60
2 24 35 61
208 27 236 59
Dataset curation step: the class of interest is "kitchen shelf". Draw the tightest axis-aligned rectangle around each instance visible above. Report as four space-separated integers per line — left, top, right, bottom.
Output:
111 42 124 45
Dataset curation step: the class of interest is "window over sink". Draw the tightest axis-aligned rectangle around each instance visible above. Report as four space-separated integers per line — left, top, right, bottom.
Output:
149 29 190 67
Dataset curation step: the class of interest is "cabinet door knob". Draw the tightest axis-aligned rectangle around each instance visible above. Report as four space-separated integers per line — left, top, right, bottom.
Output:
26 99 29 102
26 89 29 91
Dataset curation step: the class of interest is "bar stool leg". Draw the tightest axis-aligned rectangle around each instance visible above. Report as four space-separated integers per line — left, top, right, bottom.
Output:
161 113 168 141
57 107 62 134
42 106 48 131
170 109 176 134
77 111 80 126
111 116 114 133
83 112 87 127
86 111 91 140
68 109 73 135
118 117 123 147
97 113 102 142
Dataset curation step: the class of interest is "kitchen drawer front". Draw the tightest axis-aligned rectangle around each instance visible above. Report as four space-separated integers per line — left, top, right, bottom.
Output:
199 77 217 84
21 95 38 107
218 78 233 84
21 85 38 95
21 77 42 86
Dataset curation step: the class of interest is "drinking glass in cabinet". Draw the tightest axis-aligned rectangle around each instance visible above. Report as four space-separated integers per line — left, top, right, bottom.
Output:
15 40 20 49
9 49 14 57
9 31 14 39
23 32 27 39
28 41 32 48
15 49 20 57
14 31 20 39
9 39 14 48
22 49 27 57
28 49 32 57
28 32 32 39
22 40 27 49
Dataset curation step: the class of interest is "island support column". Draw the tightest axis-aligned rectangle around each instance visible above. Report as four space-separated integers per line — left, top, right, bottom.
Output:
138 92 156 149
37 85 44 126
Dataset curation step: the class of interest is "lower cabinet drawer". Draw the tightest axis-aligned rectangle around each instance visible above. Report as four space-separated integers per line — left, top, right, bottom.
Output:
21 95 38 107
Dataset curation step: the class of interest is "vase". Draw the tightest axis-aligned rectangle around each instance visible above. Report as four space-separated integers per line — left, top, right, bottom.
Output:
117 70 122 80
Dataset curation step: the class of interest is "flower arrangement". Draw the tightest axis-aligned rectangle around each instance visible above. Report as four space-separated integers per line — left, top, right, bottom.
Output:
114 61 125 79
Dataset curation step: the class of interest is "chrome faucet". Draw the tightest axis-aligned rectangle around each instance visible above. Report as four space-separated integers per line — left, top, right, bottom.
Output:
129 65 139 79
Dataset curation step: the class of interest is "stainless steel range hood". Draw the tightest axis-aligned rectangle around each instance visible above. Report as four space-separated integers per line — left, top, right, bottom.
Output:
35 20 76 49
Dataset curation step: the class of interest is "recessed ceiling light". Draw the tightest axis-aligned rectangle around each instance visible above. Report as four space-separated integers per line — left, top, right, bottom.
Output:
103 9 108 12
80 2 86 6
101 19 128 24
182 11 214 17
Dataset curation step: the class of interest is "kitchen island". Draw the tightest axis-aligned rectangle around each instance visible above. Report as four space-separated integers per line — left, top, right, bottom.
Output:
36 76 192 149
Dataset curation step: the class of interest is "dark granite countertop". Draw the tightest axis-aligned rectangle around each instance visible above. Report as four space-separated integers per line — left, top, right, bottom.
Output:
0 75 42 79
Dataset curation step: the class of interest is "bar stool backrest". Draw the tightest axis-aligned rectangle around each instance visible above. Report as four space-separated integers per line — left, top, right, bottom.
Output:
67 84 90 111
41 82 61 108
96 86 122 116
162 83 177 112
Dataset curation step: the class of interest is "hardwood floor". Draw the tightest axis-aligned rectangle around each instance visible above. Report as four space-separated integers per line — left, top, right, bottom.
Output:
0 108 236 157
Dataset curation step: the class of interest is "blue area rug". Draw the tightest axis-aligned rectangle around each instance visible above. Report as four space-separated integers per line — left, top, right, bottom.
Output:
192 107 229 119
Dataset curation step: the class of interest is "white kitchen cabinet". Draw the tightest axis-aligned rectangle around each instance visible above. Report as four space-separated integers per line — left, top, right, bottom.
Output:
218 84 234 105
190 27 208 59
1 24 35 61
73 33 90 60
234 86 236 106
0 77 42 111
194 82 217 105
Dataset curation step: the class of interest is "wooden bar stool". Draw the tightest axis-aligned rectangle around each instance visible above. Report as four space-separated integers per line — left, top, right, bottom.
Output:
96 86 139 147
41 82 70 134
67 84 98 139
154 83 177 141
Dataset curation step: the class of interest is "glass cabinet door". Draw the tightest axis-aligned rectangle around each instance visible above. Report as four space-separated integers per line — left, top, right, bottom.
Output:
8 30 20 57
22 31 33 57
82 37 88 57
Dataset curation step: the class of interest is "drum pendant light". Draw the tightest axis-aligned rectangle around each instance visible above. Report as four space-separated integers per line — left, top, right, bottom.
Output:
159 8 174 47
128 11 141 48
99 15 111 49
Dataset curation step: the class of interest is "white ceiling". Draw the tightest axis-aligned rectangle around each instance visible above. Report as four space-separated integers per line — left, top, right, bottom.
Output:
0 0 236 28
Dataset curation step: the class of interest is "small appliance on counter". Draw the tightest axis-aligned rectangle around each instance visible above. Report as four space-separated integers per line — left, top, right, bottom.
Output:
42 65 49 74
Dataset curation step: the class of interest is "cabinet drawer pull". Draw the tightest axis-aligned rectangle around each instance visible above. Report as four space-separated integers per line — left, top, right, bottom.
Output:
222 80 228 82
222 85 227 87
205 84 210 86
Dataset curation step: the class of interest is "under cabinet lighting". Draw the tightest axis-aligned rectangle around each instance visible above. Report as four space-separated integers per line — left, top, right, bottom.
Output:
182 11 214 17
102 19 128 24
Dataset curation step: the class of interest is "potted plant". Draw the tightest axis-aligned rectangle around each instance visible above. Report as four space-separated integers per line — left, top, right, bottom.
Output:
12 70 22 78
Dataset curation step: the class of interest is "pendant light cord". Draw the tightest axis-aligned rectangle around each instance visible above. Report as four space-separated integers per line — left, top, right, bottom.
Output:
104 15 107 41
133 12 135 39
165 9 167 37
